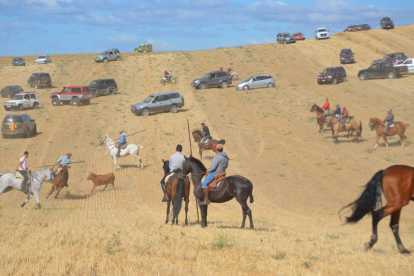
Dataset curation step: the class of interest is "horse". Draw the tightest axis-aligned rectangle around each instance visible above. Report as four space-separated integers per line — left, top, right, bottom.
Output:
192 130 225 159
0 167 55 209
99 135 144 170
181 156 254 228
162 160 190 225
46 166 69 199
369 118 409 148
310 103 327 133
325 115 362 143
340 165 414 254
87 172 115 194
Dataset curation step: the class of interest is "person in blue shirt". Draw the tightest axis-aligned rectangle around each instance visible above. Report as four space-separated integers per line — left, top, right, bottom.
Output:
117 130 126 157
57 153 72 168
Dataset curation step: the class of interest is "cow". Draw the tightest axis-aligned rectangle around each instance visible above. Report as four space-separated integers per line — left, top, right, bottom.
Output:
86 172 115 194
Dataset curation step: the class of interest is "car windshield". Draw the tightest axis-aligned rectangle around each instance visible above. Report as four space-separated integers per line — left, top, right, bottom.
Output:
341 50 352 55
294 33 302 36
347 25 356 28
318 29 327 32
12 95 25 100
322 69 335 74
38 56 46 59
3 116 23 123
143 96 154 103
245 76 255 82
15 57 24 61
140 44 146 47
203 73 211 78
61 87 69 93
90 81 98 86
100 51 109 55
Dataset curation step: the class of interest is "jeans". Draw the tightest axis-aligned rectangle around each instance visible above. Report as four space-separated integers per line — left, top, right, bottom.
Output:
342 117 348 129
201 136 208 144
160 171 172 189
335 114 340 118
202 172 220 188
19 170 28 185
325 110 329 115
386 122 393 132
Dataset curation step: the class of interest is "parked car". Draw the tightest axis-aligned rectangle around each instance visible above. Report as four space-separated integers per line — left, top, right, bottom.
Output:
1 113 37 139
191 71 232 89
340 49 355 64
4 92 39 111
293 32 305 40
355 24 371 31
50 86 94 106
94 49 121 63
358 61 408 80
235 75 275 90
372 53 407 65
1 85 24 98
27 72 52 89
317 66 347 85
89 79 118 97
276 32 296 44
315 28 329 40
130 91 185 116
12 57 25 66
343 25 357 32
380 17 394 30
394 58 414 73
35 55 51 64
135 44 153 53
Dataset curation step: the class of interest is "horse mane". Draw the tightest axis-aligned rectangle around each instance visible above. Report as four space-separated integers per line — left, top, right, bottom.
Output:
193 130 202 137
188 156 206 171
371 118 385 126
315 105 324 113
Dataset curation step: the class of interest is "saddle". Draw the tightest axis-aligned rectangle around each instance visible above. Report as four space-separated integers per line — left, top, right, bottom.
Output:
203 136 212 144
116 142 127 149
15 170 31 185
201 172 227 191
165 173 174 184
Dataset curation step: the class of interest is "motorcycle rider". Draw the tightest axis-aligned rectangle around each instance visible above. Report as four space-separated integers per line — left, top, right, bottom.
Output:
163 69 171 81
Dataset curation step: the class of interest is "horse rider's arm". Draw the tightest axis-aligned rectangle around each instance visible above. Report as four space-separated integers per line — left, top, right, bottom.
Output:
19 160 25 171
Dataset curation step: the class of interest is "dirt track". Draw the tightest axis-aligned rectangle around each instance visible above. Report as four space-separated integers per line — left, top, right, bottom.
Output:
0 26 414 275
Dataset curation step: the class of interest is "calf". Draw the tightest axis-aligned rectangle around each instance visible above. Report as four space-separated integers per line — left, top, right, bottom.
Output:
87 172 115 194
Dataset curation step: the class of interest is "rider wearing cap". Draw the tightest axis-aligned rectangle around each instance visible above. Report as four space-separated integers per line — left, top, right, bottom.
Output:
117 130 126 157
339 105 348 131
384 109 394 134
200 144 229 205
321 98 330 115
333 104 341 118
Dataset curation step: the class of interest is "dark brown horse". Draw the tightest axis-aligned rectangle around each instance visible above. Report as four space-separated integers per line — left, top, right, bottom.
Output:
341 165 414 253
369 118 409 148
46 166 69 199
192 130 225 159
181 156 254 228
325 115 362 143
310 103 326 133
162 160 190 225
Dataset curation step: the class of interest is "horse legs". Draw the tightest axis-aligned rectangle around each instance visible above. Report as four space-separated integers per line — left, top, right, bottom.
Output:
113 157 121 170
46 185 56 199
374 135 380 148
331 130 335 139
364 208 383 251
399 134 407 146
54 186 64 199
20 194 33 209
33 190 41 209
184 198 189 226
389 210 410 254
382 135 389 148
236 198 254 229
137 156 143 169
165 201 170 224
199 205 208 227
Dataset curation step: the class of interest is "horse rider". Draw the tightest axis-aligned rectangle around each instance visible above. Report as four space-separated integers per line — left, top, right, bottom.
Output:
200 144 229 205
160 144 186 202
321 98 330 115
57 153 72 187
333 104 341 118
117 130 126 157
200 123 210 151
339 105 348 131
163 69 170 81
19 151 30 191
384 109 394 134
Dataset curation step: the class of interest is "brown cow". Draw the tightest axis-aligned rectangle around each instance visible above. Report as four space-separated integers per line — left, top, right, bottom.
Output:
87 172 115 194
47 166 69 199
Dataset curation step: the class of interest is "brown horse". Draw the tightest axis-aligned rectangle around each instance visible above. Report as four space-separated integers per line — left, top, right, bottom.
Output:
325 115 362 143
340 165 414 254
181 156 254 228
369 118 409 148
46 166 69 199
192 130 225 159
310 103 327 133
162 160 190 225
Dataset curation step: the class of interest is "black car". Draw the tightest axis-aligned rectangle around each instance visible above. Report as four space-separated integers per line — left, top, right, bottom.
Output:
191 71 232 89
355 24 371 31
372 52 407 65
1 85 24 98
358 61 408 80
380 17 394 30
12 57 25 66
1 114 37 139
89 79 118 97
27 72 52 89
276 32 296 44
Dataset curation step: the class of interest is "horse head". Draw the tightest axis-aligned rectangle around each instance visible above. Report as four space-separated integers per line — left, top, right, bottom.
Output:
99 135 107 145
192 130 202 142
47 167 55 183
368 118 376 131
310 103 316 112
162 159 170 175
182 156 206 176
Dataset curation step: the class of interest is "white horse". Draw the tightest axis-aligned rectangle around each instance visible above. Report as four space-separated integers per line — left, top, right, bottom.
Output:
0 167 55 209
99 135 144 170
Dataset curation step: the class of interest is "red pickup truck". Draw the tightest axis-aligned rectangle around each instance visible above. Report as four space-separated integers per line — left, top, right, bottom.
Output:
50 86 94 106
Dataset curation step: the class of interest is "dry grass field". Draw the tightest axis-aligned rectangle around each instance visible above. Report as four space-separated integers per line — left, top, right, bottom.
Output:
0 25 414 275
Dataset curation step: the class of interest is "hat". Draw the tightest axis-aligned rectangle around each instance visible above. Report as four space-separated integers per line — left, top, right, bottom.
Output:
386 109 390 112
216 144 223 150
342 106 345 108
335 103 339 106
119 130 124 133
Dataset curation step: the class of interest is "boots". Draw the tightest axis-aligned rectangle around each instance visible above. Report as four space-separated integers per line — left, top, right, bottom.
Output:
199 188 210 205
342 124 346 131
200 144 205 151
161 182 170 202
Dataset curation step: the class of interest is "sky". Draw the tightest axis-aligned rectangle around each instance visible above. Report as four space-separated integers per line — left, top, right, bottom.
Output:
0 0 413 56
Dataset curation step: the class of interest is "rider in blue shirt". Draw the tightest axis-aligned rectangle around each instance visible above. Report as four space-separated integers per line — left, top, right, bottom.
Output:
117 130 126 157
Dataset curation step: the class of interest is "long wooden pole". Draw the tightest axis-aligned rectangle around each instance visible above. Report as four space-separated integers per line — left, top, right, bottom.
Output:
188 119 199 225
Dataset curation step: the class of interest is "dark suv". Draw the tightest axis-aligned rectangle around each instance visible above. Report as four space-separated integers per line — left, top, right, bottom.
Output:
380 17 394 30
340 49 355 64
2 114 37 139
27 73 52 89
277 32 296 44
317 66 347 85
1 85 24 98
355 24 371 31
191 71 232 89
372 53 407 65
89 79 118 96
12 57 25 66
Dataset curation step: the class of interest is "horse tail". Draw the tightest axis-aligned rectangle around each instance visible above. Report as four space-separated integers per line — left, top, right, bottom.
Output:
359 121 363 138
173 177 184 218
340 170 384 223
404 123 410 128
138 145 144 149
248 179 254 203
218 140 225 145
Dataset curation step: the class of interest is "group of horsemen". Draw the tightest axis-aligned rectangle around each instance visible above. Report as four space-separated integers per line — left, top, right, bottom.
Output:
320 98 395 133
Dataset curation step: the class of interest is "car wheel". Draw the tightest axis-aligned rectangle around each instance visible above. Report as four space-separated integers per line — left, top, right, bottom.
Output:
220 81 228 88
169 105 178 113
142 108 150 116
116 57 120 61
284 41 287 45
243 85 249 90
343 76 347 82
199 83 206 90
359 74 367 80
33 103 38 109
71 98 80 106
52 98 60 106
103 59 108 63
92 90 98 97
388 72 396 79
28 82 31 88
331 78 337 85
17 105 23 111
108 88 114 95
267 83 273 88
35 83 38 89
34 125 37 135
26 129 30 138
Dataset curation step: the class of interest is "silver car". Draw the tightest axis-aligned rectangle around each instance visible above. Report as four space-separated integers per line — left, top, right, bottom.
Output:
235 75 275 90
94 49 121 63
131 91 185 116
35 55 51 64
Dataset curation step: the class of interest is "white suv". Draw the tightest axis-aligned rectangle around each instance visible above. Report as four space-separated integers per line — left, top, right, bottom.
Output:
35 55 51 64
315 28 330 40
4 92 40 111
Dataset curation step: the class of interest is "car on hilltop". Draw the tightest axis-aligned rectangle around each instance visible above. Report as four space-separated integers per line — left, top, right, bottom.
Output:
1 113 37 139
380 17 394 30
50 86 94 106
94 49 121 63
355 24 371 31
135 44 152 53
1 85 24 98
191 71 232 89
12 57 25 66
35 55 51 64
130 91 184 116
315 28 329 40
4 92 39 111
293 32 305 40
317 66 347 85
343 25 357 32
235 75 275 90
276 32 296 44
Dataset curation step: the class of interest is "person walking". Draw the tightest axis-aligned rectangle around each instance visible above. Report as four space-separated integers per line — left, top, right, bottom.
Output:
19 151 30 191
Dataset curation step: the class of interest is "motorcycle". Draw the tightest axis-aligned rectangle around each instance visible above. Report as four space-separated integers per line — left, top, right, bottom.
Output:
229 70 239 80
160 74 177 85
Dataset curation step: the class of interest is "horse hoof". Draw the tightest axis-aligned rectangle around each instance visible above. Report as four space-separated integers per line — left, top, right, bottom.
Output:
364 242 371 251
